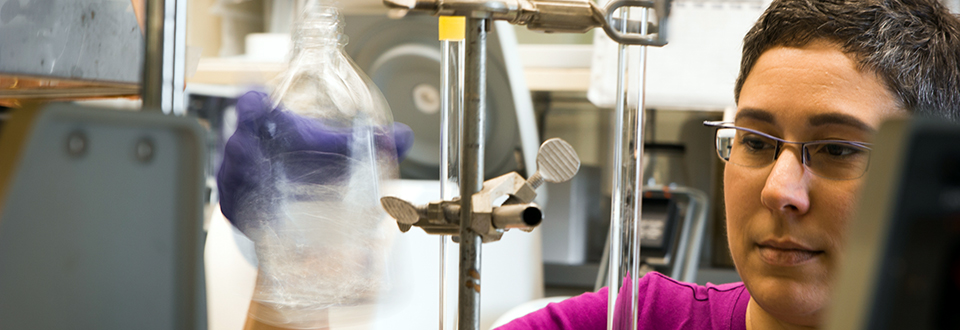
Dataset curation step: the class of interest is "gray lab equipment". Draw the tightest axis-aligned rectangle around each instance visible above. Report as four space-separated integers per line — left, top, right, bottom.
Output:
826 118 960 330
0 103 207 330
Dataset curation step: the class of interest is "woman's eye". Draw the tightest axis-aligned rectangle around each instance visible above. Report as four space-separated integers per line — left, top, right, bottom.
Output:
741 136 773 151
817 143 862 157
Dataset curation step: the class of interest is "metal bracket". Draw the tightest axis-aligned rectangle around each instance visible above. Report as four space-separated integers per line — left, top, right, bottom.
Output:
602 0 670 46
382 0 672 46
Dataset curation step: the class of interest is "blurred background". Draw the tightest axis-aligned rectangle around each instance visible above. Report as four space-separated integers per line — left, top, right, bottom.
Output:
3 0 960 329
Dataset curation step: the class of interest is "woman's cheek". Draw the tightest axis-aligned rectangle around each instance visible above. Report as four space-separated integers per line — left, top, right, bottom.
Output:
723 165 762 264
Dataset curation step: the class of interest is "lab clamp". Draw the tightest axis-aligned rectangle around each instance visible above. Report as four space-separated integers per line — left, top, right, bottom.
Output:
382 138 581 243
379 0 672 329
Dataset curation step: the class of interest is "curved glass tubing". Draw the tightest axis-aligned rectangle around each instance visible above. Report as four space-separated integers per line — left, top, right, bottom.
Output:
702 121 873 180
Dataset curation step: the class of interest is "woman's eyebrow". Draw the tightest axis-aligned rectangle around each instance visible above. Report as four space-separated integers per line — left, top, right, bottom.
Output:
808 113 875 134
734 108 777 124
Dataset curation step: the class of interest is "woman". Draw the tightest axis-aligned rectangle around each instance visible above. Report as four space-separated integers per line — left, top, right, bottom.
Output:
497 0 960 329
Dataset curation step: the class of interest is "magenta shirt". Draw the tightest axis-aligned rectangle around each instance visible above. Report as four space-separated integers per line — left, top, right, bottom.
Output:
495 272 750 330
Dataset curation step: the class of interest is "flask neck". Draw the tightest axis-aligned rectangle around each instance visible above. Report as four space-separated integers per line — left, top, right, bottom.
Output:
293 28 344 51
293 3 346 52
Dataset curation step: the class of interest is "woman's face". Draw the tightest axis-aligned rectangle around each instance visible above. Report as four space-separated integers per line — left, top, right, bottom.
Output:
726 40 902 326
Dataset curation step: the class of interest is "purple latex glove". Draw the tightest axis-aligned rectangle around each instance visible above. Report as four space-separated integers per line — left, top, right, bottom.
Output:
217 91 413 234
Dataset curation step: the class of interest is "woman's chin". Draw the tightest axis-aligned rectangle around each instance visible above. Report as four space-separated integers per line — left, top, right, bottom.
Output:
746 276 827 327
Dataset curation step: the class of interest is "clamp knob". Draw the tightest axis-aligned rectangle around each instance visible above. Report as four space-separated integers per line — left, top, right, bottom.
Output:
381 196 421 225
529 138 580 188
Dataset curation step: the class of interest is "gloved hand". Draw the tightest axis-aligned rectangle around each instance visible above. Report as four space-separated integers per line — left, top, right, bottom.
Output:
215 90 413 328
217 90 413 235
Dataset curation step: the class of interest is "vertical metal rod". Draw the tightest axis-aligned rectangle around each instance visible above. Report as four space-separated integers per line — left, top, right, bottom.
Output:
459 17 487 330
161 0 175 113
142 0 165 111
172 0 187 115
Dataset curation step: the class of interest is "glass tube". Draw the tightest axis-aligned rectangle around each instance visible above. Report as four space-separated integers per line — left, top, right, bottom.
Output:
439 16 465 330
608 7 649 330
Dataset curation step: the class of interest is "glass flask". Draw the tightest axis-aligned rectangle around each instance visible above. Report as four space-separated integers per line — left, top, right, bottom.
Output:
247 1 399 327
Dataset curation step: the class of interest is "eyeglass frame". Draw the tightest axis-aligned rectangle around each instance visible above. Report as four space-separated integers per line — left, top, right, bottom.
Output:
702 120 873 180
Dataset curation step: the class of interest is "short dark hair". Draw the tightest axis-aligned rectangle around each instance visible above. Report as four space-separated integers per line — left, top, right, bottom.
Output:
735 0 960 122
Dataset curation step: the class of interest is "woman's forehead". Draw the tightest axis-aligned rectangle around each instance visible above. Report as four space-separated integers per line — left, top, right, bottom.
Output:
737 42 904 131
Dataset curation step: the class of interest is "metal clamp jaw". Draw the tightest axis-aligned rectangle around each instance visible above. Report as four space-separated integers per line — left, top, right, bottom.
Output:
380 138 580 243
383 0 671 46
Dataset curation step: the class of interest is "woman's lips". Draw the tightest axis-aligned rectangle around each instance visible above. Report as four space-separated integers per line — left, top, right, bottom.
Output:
756 240 824 266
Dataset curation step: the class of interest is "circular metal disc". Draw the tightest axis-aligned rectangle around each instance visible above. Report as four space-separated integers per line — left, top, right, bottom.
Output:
380 196 419 225
537 138 580 183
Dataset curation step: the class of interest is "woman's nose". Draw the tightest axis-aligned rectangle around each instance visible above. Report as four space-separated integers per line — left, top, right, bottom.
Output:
760 147 811 215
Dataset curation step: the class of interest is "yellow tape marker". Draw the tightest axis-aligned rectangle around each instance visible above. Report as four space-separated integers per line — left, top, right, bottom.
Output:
439 16 466 41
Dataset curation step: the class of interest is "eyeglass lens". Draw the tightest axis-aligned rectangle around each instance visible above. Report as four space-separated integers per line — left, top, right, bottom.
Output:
716 128 870 180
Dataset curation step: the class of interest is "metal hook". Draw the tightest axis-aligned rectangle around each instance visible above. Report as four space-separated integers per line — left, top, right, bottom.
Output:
601 0 671 46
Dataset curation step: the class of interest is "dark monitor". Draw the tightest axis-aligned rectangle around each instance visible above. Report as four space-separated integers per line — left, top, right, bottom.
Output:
826 118 960 330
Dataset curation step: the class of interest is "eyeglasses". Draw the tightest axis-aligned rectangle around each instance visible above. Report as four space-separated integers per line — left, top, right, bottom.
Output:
702 121 872 180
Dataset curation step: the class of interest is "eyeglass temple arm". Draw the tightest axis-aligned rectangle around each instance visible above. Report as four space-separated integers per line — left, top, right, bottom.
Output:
702 120 733 128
